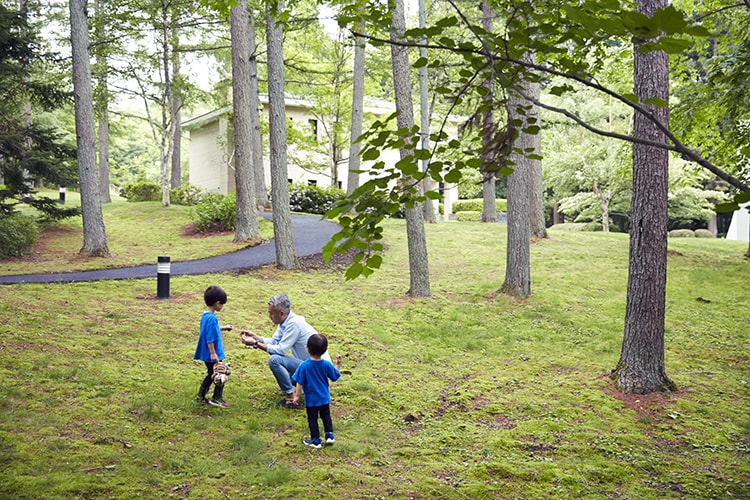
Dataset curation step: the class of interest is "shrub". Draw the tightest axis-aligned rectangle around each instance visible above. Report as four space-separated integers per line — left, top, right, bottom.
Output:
549 222 602 232
192 192 236 232
0 214 39 258
694 229 714 238
170 184 203 206
455 211 481 222
121 182 161 202
289 183 345 215
452 198 507 213
668 229 695 238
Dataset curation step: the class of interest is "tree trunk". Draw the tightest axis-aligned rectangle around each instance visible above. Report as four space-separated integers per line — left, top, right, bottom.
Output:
70 0 109 257
231 0 260 243
391 0 430 297
347 23 365 197
418 0 435 223
94 0 110 203
525 53 545 239
247 12 267 208
480 1 497 224
170 38 182 189
612 0 676 394
266 0 296 269
500 91 531 298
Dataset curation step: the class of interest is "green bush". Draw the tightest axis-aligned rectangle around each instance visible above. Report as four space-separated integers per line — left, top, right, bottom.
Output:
452 198 507 214
455 211 481 221
170 183 203 206
121 182 161 202
694 229 714 238
289 183 345 215
669 229 695 238
192 192 236 232
0 214 39 258
549 222 602 232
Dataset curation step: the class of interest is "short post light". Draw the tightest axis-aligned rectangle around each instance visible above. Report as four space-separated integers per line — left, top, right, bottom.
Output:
157 256 171 299
59 186 66 204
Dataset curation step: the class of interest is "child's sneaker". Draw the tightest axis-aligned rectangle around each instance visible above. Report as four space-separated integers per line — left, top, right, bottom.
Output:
325 432 335 444
195 396 209 405
208 399 229 408
303 438 322 449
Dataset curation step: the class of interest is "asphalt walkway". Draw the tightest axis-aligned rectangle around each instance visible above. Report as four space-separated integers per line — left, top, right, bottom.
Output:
0 213 340 285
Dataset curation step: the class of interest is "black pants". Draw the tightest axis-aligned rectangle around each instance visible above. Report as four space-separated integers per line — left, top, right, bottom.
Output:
306 403 333 440
198 361 223 401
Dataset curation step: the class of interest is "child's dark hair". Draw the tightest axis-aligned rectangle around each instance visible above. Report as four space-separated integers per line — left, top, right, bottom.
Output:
204 285 227 306
307 334 328 356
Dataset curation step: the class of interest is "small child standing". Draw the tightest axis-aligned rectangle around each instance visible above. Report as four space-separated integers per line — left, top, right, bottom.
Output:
292 334 342 448
194 285 233 408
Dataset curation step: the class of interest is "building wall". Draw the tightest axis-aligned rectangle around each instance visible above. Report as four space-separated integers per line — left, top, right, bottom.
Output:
188 117 232 194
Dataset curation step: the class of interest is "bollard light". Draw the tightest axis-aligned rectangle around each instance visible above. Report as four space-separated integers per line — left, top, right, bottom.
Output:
157 256 171 299
59 186 66 204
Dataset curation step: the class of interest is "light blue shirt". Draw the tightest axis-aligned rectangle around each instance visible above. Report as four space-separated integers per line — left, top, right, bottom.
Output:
261 311 326 361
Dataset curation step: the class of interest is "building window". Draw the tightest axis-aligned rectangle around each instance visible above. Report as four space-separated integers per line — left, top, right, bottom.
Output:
309 119 318 139
307 179 317 186
288 179 293 184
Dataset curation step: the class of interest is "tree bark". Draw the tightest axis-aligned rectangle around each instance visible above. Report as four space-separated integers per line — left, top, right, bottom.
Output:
170 37 182 189
231 0 260 243
480 2 497 224
612 0 676 394
391 0 430 297
418 0 435 223
500 90 531 298
70 0 109 257
94 0 110 203
247 12 267 208
267 0 296 269
347 23 365 197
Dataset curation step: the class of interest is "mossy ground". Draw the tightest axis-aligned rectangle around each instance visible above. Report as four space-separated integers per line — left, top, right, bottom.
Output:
0 200 747 498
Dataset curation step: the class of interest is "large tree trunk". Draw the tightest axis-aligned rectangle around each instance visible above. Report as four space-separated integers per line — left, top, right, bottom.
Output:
500 91 531 298
391 0 430 297
231 0 260 243
347 23 365 197
480 1 497 224
70 0 109 257
612 0 676 394
266 0 296 269
247 12 267 208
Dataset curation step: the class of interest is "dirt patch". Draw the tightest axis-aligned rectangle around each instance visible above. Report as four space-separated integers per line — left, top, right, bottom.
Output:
180 222 235 239
601 377 685 420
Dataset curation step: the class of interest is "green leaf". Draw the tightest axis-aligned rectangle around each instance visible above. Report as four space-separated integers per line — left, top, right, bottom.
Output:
444 169 462 183
413 57 428 68
522 125 541 135
622 93 639 104
498 167 515 176
740 146 750 157
735 191 750 204
362 148 380 161
345 262 364 281
715 202 739 213
366 255 383 269
644 97 668 108
658 37 691 54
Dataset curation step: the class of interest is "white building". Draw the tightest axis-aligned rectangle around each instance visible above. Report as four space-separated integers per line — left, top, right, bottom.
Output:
181 96 458 216
726 202 749 242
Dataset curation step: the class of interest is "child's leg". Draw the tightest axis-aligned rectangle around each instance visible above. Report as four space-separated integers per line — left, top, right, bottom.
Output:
320 403 334 434
306 406 321 440
198 362 214 399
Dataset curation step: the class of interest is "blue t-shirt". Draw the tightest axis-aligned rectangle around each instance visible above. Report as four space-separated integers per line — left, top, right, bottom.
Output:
194 311 225 362
292 358 341 407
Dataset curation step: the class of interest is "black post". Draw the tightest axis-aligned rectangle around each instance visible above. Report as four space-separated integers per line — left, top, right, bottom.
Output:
59 186 66 204
157 256 170 299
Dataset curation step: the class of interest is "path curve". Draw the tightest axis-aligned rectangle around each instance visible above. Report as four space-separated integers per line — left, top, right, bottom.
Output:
0 213 340 285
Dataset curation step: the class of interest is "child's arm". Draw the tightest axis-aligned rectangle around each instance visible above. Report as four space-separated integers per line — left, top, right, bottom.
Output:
221 324 233 332
335 355 341 371
291 383 303 405
208 342 218 362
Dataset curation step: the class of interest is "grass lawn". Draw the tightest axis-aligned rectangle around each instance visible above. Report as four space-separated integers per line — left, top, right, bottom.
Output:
0 201 748 498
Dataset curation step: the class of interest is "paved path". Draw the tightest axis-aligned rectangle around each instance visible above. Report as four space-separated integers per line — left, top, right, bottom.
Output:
0 213 340 285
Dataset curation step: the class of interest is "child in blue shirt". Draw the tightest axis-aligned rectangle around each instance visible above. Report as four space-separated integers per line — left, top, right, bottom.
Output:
292 334 341 448
194 286 233 408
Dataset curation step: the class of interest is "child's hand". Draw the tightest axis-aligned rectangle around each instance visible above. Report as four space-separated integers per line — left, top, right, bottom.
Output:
335 354 342 370
291 395 299 405
221 324 233 332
